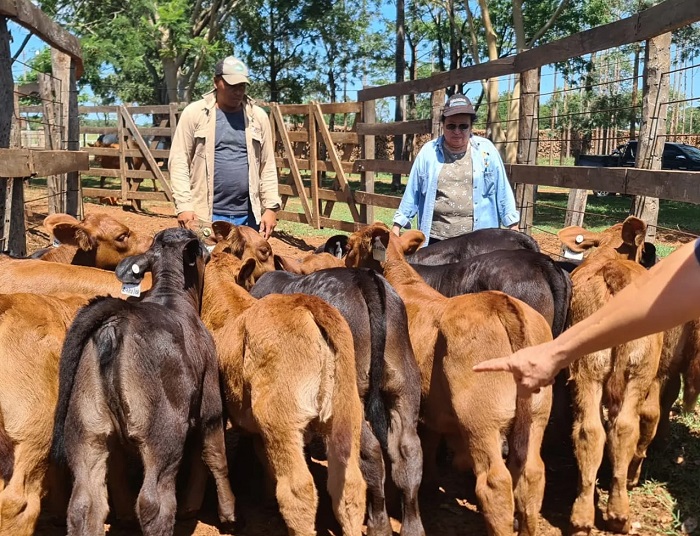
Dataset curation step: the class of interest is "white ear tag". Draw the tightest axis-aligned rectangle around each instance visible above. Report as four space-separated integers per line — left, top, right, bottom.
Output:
121 282 142 297
563 247 584 261
52 237 61 247
372 237 387 262
121 264 142 296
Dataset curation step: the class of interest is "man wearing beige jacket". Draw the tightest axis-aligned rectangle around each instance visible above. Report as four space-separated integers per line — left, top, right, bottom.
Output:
169 56 281 239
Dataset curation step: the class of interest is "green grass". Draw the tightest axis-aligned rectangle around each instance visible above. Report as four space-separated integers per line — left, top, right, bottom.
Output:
630 400 700 536
533 187 700 257
275 171 415 239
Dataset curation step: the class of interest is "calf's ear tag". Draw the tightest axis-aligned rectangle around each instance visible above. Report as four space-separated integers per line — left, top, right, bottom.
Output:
563 247 584 261
121 282 142 297
52 237 61 248
372 236 386 262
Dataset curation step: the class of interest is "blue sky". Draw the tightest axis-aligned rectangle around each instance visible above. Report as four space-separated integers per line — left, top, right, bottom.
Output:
10 16 700 117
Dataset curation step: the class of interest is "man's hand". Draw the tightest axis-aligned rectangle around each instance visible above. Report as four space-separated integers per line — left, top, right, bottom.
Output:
259 209 277 240
177 211 197 230
472 343 563 397
391 224 402 237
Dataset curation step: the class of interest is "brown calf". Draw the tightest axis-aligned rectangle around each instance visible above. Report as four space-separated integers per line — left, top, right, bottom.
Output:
558 217 664 535
34 213 153 270
274 251 345 274
0 293 89 536
211 222 275 278
0 255 152 297
561 218 700 444
345 223 553 536
201 237 366 536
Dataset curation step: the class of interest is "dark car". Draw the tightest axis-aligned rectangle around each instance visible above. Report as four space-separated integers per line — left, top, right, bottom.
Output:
576 140 700 196
611 140 700 171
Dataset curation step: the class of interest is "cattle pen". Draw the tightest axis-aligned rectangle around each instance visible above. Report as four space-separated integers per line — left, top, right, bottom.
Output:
6 0 700 257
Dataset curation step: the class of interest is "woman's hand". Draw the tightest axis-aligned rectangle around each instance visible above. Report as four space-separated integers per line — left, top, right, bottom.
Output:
473 343 564 397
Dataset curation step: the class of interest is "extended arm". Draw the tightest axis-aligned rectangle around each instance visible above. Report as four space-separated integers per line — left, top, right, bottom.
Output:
474 239 700 394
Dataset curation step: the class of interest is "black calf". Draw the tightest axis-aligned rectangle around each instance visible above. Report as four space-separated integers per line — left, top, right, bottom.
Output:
51 228 236 536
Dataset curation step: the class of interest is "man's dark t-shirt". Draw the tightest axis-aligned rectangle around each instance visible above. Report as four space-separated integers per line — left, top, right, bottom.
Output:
213 108 249 216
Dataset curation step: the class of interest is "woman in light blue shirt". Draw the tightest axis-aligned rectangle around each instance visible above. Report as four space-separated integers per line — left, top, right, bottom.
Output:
391 94 520 245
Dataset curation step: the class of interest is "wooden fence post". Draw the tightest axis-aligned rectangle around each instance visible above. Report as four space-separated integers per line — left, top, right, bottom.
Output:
309 103 320 228
52 49 81 217
515 68 538 235
630 32 671 243
431 89 445 139
38 72 64 214
361 99 376 224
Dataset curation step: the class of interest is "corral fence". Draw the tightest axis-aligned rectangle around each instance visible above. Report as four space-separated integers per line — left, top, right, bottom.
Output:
9 0 700 250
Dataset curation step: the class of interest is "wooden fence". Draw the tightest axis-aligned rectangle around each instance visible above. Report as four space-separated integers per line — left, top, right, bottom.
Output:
13 0 700 243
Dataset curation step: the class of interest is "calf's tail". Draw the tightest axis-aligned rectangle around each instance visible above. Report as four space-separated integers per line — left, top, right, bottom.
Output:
0 409 13 482
50 297 123 464
682 322 700 413
549 265 573 338
309 301 361 467
355 270 389 449
495 294 550 470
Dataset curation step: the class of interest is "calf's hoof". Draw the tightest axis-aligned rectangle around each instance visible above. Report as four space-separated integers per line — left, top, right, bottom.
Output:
176 506 199 520
569 521 593 536
400 517 426 536
607 514 631 534
366 513 392 536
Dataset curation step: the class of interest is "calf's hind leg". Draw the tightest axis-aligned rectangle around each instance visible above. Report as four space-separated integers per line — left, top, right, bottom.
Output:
199 364 236 524
509 413 547 536
360 421 391 536
570 381 605 536
65 433 110 536
257 423 318 536
386 403 424 536
0 441 47 536
469 431 516 536
136 422 188 536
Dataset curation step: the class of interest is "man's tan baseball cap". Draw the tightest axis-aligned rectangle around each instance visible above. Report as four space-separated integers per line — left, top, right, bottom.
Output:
215 56 250 85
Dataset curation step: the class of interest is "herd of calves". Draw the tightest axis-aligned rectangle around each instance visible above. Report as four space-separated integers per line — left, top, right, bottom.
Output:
0 212 698 536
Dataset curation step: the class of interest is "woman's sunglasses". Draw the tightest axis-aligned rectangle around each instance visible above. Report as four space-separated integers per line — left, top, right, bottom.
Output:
445 123 471 131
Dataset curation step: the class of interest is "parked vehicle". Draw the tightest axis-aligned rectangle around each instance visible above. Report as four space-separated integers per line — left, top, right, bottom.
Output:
576 140 700 196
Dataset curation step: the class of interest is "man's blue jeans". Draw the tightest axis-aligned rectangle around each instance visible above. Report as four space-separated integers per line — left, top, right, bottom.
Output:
212 209 259 231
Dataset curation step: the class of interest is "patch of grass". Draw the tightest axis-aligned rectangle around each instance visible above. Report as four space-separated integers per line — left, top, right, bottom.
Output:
535 188 700 254
631 401 700 536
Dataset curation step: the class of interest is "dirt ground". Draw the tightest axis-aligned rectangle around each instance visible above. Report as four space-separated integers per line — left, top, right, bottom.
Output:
23 194 699 536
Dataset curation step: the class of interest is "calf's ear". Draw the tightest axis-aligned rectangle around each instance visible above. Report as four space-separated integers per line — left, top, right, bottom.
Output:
620 216 646 248
43 213 79 235
183 238 208 267
212 221 234 242
399 230 425 254
275 254 303 273
557 225 599 253
235 258 258 289
116 252 152 283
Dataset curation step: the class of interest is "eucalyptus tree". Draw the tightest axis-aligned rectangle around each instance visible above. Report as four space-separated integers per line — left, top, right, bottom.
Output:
230 0 332 103
40 0 242 105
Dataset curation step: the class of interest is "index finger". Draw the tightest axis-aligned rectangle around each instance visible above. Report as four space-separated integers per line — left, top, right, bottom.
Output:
473 356 514 373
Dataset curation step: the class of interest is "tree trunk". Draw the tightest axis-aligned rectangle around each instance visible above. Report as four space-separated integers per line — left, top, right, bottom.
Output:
630 33 671 243
477 0 504 148
405 34 417 160
393 0 405 190
0 18 10 148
